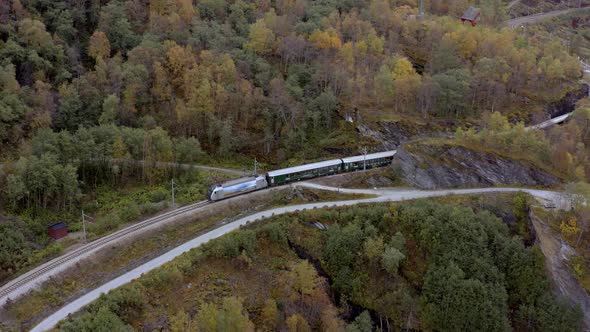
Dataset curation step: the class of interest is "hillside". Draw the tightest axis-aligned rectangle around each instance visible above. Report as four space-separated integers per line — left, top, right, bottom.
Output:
1 0 590 330
50 196 582 331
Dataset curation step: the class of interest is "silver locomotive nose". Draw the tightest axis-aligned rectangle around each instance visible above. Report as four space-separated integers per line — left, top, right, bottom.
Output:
207 185 219 201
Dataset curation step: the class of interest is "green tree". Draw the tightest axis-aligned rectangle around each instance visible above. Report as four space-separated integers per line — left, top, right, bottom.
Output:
381 246 405 275
217 297 255 332
244 19 275 54
169 310 192 332
432 69 471 117
260 298 279 331
174 137 203 163
422 262 509 332
196 302 219 331
56 83 84 131
59 307 133 332
290 260 319 297
345 311 373 332
98 1 139 53
363 235 385 263
99 94 120 125
0 64 29 145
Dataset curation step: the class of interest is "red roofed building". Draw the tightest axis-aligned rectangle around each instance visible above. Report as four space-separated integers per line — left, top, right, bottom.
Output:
461 7 481 26
48 222 68 240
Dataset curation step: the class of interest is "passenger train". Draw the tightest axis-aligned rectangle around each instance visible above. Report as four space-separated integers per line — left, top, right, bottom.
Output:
207 150 396 201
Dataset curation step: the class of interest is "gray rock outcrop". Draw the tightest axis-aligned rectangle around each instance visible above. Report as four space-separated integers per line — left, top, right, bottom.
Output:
393 144 561 189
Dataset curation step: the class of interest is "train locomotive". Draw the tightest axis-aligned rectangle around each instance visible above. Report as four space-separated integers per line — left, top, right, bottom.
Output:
207 150 396 201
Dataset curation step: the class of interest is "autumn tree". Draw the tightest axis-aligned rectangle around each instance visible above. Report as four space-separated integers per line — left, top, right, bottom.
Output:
286 314 311 332
89 31 111 60
169 310 192 332
260 298 279 331
290 260 319 299
245 19 275 54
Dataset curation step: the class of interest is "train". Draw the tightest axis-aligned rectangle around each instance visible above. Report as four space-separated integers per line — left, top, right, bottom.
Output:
207 150 396 201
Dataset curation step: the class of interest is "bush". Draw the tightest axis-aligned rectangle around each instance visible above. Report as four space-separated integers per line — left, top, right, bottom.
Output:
118 202 140 222
260 222 288 247
149 188 168 203
89 213 122 235
82 200 100 214
207 230 257 258
139 201 168 215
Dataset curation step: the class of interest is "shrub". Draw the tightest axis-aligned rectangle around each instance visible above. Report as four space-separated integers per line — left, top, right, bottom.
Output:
149 188 168 203
118 202 140 223
207 230 257 258
260 222 288 246
140 201 168 215
89 213 122 235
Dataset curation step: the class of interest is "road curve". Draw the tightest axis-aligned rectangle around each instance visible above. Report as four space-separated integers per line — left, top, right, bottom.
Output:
506 8 581 28
30 184 563 332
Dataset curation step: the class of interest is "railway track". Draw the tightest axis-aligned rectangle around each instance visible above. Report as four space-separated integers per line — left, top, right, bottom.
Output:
0 200 210 305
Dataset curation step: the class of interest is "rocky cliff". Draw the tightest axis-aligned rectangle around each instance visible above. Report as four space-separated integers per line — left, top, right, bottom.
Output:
393 143 561 189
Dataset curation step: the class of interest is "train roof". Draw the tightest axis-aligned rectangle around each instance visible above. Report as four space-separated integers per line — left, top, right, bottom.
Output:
220 176 257 187
267 159 342 177
341 150 397 163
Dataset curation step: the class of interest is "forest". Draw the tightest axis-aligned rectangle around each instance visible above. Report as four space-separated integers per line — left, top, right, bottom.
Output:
0 0 582 162
54 198 582 331
1 0 590 329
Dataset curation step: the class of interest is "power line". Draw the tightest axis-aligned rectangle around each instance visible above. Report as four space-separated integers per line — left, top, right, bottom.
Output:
171 179 178 208
81 210 93 244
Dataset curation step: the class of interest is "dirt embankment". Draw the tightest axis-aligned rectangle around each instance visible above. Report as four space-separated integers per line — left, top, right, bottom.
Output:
530 210 590 328
392 144 560 189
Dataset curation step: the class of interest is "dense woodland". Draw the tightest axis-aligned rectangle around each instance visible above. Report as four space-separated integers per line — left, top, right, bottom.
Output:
0 0 582 159
56 199 582 331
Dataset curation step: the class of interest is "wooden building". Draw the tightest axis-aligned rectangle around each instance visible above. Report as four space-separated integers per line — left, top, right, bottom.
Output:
461 7 481 26
48 222 68 240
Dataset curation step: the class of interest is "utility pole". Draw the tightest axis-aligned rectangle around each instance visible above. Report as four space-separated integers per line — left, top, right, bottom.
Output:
418 0 425 21
81 210 93 243
361 147 368 171
171 179 177 208
254 158 257 176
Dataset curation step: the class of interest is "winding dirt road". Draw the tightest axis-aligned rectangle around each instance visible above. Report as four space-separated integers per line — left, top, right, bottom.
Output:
506 8 582 28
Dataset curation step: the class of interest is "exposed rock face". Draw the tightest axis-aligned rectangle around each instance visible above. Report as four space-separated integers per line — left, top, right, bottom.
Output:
530 210 590 329
393 144 561 189
546 83 589 118
356 120 452 149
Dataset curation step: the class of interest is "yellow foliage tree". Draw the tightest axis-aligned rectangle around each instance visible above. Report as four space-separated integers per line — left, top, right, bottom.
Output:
244 19 275 54
88 31 111 60
286 314 311 332
260 298 279 331
560 216 580 240
391 57 417 80
309 28 342 50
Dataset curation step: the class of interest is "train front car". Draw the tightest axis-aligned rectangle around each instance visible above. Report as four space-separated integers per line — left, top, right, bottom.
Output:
207 176 268 201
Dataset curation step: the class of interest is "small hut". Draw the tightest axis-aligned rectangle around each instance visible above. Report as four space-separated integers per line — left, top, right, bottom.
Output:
461 7 481 26
48 222 68 240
